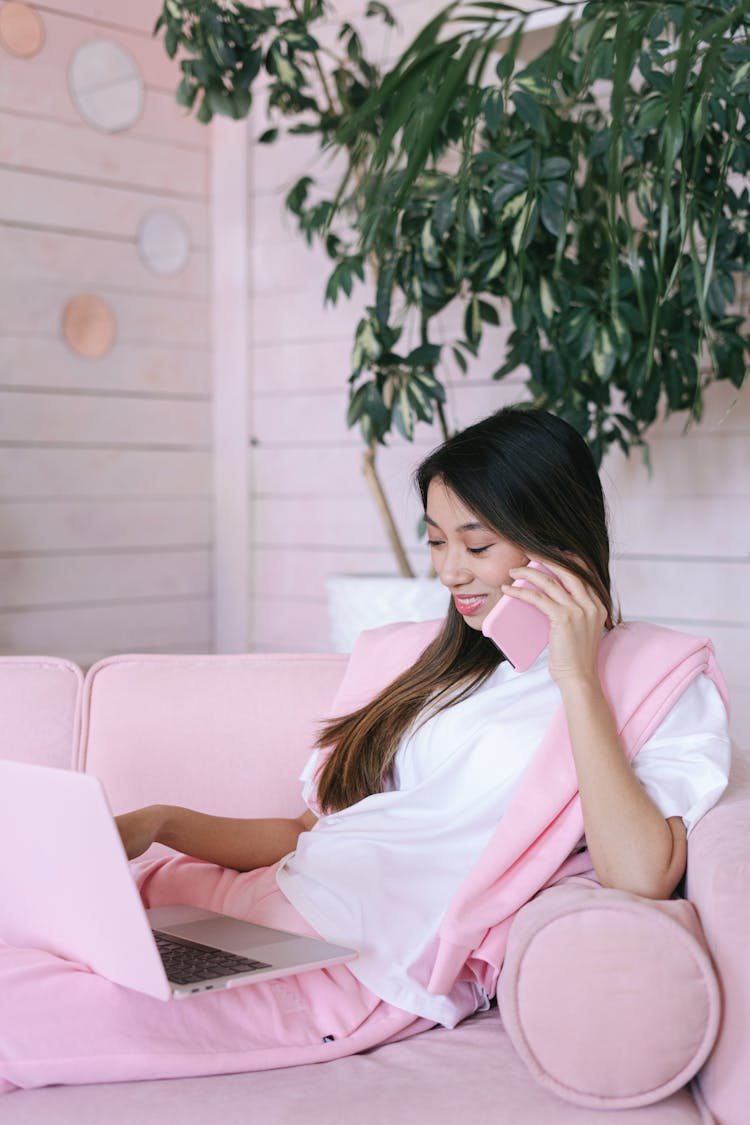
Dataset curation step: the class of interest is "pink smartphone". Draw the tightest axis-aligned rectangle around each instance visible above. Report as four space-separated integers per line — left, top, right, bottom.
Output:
481 560 554 671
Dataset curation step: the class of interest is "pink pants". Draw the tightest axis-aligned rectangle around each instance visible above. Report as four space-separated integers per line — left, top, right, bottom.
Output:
0 854 432 1093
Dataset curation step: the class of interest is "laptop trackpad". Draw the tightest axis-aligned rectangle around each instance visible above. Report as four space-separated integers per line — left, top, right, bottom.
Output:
164 916 298 954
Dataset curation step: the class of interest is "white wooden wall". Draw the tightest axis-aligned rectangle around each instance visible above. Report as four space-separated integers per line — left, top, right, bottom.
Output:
246 0 750 743
1 0 747 742
0 0 213 665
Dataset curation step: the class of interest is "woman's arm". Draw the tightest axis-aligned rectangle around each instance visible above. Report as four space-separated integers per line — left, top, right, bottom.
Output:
558 677 687 898
116 805 318 871
502 560 686 899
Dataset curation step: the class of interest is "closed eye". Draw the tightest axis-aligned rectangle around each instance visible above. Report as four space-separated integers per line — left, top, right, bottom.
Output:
467 546 491 555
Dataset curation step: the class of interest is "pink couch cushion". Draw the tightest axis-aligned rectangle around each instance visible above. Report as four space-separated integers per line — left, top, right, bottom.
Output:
686 750 750 1125
79 654 347 818
0 657 82 770
498 879 720 1109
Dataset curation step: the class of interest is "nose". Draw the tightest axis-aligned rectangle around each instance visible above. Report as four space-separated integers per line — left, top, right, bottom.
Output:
436 543 471 587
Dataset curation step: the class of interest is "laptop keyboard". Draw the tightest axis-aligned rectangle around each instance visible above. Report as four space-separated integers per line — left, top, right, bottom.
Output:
152 929 272 986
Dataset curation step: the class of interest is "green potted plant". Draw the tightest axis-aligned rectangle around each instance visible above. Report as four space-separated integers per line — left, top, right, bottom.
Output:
156 0 749 633
339 0 750 468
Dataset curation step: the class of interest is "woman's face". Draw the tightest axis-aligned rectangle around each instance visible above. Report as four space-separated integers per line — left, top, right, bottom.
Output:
426 478 528 630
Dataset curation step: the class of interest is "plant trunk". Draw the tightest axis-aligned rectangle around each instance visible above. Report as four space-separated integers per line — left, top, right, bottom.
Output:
362 443 415 578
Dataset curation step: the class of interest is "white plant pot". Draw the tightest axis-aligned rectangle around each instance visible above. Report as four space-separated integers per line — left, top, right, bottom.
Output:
326 575 450 653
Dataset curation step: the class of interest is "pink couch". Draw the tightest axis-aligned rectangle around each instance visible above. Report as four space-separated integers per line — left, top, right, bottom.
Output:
2 652 748 1125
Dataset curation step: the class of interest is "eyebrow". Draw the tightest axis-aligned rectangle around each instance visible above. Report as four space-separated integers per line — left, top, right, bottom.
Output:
424 514 488 533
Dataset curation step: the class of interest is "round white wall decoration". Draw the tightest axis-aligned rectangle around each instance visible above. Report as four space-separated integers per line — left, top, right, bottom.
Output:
137 210 191 276
69 39 143 132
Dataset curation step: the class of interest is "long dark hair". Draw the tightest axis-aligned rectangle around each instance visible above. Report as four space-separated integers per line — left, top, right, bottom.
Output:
314 407 616 813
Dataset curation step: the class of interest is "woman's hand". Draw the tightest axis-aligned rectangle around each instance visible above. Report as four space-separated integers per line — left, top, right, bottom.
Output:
502 557 607 688
115 805 165 861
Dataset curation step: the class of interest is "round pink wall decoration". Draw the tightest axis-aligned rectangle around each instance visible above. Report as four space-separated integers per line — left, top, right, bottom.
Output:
61 294 116 359
0 2 44 58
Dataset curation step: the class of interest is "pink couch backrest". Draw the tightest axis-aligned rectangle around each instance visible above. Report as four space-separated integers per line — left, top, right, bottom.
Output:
0 656 82 769
79 654 348 818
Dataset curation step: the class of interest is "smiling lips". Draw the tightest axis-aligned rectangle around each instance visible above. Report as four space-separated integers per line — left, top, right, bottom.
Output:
453 594 488 616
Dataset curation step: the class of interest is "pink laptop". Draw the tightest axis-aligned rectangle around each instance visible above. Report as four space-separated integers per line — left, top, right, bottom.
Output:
0 761 357 1000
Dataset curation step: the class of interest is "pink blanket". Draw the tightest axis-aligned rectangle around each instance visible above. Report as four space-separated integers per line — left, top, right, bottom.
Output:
322 619 729 997
0 857 430 1092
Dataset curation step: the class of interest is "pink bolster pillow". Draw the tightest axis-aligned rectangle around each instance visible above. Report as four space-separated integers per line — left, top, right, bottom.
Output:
497 879 721 1109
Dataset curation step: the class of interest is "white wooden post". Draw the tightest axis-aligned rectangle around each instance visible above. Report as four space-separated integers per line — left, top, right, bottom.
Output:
211 116 251 652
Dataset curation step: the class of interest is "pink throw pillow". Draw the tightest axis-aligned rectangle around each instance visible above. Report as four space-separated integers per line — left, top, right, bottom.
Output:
497 879 720 1109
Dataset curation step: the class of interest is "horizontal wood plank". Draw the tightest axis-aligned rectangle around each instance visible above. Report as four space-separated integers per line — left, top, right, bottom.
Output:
446 381 531 431
252 545 433 598
0 58 206 148
251 187 315 249
31 1 174 34
249 594 330 653
251 337 354 395
251 388 353 446
0 498 211 552
0 597 212 655
251 382 525 446
249 289 366 347
655 380 750 435
251 443 428 498
0 167 207 245
0 338 210 395
0 224 208 297
1 280 210 347
137 88 210 149
0 390 210 447
250 172 346 246
9 7 184 90
611 496 750 559
604 430 750 500
250 330 520 396
249 130 327 195
613 558 749 624
250 236 339 298
0 111 208 200
252 494 424 554
0 448 211 497
0 548 211 608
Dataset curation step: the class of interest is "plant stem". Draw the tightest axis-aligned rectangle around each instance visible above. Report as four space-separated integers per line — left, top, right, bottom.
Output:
436 401 450 442
363 443 415 578
287 0 336 113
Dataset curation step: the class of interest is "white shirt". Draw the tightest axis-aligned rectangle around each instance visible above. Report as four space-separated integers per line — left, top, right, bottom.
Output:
276 652 731 1027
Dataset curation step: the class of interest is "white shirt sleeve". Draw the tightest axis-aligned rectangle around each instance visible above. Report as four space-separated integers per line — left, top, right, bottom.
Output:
299 748 324 812
631 674 731 834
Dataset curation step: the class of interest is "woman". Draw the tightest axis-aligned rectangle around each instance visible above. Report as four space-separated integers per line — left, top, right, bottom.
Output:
0 407 731 1092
